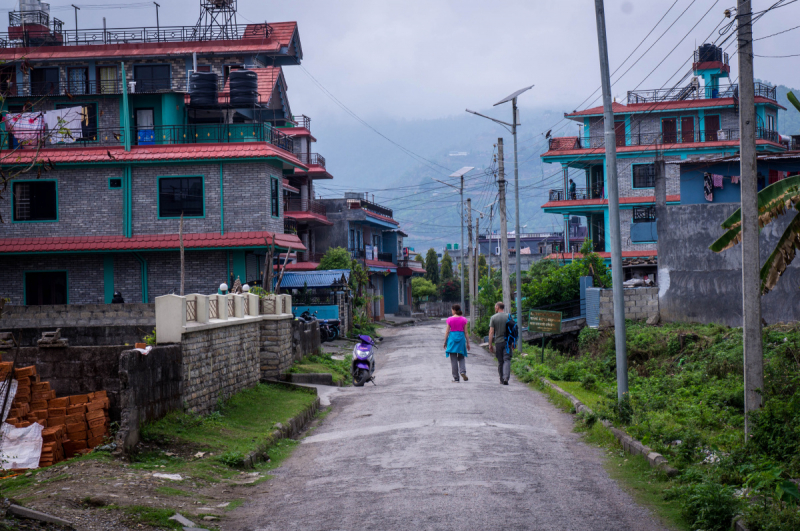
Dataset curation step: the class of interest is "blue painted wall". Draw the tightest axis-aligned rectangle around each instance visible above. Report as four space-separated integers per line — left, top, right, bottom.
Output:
631 221 658 242
383 272 399 314
680 160 800 205
293 305 339 319
382 231 399 261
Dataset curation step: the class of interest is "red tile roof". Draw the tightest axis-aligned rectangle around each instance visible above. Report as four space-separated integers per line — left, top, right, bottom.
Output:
1 143 308 167
0 22 299 61
548 137 579 150
542 138 783 158
366 260 397 270
545 250 657 260
281 127 317 143
278 262 320 272
364 211 399 226
0 231 305 254
541 195 680 209
282 211 333 226
294 166 333 180
283 179 300 193
565 96 784 118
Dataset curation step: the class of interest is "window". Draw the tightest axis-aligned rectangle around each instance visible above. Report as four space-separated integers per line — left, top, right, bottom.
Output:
67 67 88 95
97 66 117 94
705 115 720 142
56 103 98 141
681 116 695 143
349 229 355 249
0 65 16 96
31 67 59 95
614 120 626 147
632 164 656 189
662 118 677 143
196 65 212 73
134 65 171 92
767 114 775 132
25 271 67 305
158 176 204 218
13 181 57 221
270 178 279 217
109 178 122 189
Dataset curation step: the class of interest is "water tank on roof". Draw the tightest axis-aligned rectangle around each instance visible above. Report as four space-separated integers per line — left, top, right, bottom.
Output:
229 70 258 107
698 43 722 63
188 71 218 107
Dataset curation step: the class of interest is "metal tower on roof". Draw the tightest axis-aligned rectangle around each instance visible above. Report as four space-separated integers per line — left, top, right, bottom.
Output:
192 0 238 41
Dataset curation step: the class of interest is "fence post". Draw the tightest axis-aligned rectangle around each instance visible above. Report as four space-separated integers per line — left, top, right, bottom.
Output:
217 294 229 320
155 294 186 344
232 294 244 318
193 294 209 323
246 293 259 317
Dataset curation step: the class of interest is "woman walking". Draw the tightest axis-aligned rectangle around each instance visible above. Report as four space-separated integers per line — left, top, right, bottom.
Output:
443 304 470 382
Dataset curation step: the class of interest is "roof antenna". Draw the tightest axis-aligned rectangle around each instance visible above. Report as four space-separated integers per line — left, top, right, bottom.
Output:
193 0 238 41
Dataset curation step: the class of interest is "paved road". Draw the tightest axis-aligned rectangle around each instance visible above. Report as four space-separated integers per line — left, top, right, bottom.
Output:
225 322 668 531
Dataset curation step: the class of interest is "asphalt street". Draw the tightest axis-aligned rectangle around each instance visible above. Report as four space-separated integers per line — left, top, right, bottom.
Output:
225 321 668 531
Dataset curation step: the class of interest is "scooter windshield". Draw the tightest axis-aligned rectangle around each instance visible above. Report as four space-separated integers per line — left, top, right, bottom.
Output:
358 335 373 344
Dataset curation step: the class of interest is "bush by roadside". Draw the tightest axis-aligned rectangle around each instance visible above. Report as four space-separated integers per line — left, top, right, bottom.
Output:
512 322 800 531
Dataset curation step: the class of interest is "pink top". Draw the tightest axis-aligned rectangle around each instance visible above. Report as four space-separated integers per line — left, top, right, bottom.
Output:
446 315 468 332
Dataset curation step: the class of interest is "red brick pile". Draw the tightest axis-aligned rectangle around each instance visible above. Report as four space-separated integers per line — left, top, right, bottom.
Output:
2 364 111 467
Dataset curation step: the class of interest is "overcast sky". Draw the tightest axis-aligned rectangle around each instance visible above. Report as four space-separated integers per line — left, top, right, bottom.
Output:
26 0 800 122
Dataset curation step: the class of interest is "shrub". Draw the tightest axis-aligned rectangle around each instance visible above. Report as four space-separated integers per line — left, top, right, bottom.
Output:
666 480 740 531
317 247 351 270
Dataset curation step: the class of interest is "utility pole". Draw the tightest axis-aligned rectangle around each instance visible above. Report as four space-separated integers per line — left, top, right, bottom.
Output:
594 0 628 402
512 97 522 329
497 139 511 311
475 216 480 325
154 2 161 42
737 0 763 436
434 168 473 315
71 5 80 45
467 198 473 327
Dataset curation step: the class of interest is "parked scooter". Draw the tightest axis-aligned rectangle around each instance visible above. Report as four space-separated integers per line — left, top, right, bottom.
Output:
351 331 377 387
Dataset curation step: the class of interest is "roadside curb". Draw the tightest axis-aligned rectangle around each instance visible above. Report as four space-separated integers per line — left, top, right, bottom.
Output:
538 378 679 477
242 384 321 469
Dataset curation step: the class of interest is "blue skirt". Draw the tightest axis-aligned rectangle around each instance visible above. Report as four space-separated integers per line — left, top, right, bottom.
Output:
446 331 468 357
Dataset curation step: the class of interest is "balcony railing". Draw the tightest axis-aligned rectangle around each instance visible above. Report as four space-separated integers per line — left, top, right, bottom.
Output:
284 216 297 234
633 206 656 223
0 22 272 48
346 198 394 219
627 81 775 104
548 127 780 151
549 183 604 202
0 126 125 148
285 198 327 216
350 249 366 260
291 115 311 130
2 76 188 98
377 252 394 262
296 152 326 168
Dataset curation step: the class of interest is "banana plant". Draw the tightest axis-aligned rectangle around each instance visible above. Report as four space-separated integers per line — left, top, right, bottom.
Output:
709 175 800 294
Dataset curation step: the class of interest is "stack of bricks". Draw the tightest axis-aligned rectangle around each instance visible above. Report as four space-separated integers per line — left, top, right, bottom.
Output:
3 364 111 467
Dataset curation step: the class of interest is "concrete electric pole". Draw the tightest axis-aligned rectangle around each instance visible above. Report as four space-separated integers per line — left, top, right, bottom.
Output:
467 198 473 326
497 139 511 311
737 0 763 435
594 0 629 402
475 215 480 325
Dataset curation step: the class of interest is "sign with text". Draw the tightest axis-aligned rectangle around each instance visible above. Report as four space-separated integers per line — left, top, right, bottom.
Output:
529 310 563 334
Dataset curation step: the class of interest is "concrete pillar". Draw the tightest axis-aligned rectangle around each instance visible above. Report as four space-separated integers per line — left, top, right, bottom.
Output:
155 294 186 344
246 293 259 317
191 294 210 324
300 183 308 211
232 294 244 318
217 294 229 320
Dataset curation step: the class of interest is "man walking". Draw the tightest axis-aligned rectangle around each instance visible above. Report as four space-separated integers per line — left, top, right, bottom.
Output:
488 302 511 385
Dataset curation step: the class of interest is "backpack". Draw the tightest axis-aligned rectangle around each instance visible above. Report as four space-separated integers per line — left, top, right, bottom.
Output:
505 314 518 354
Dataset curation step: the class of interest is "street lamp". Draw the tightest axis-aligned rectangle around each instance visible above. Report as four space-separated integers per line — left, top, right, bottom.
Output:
432 166 474 313
467 84 533 329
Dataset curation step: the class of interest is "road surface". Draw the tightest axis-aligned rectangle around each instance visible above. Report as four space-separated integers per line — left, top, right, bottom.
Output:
225 321 668 531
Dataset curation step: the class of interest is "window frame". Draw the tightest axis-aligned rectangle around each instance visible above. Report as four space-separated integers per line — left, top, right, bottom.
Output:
704 114 721 142
24 270 69 305
30 66 60 95
631 163 656 190
108 177 123 190
133 64 172 92
96 65 118 94
661 117 678 144
270 176 280 218
157 175 205 219
12 179 59 223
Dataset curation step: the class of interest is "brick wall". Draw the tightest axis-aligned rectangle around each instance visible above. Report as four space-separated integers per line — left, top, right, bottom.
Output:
598 287 659 327
0 254 106 305
259 318 293 379
1 302 153 327
181 320 261 414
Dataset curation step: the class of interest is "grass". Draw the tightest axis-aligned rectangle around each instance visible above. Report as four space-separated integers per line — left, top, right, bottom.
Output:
120 505 183 529
290 351 352 385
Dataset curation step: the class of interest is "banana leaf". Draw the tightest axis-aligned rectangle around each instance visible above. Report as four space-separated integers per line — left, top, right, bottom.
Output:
788 91 800 113
760 211 800 294
710 175 800 252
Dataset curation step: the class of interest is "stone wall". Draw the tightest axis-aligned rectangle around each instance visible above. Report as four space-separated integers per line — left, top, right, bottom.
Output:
116 345 182 453
598 287 659 328
181 321 261 414
658 203 800 326
7 345 127 419
336 292 352 335
259 318 319 380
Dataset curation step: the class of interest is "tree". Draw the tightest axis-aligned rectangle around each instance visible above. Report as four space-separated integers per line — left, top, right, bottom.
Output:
441 250 454 282
439 279 461 302
478 254 488 279
424 248 439 285
710 175 800 294
411 277 437 303
317 247 352 270
414 254 425 268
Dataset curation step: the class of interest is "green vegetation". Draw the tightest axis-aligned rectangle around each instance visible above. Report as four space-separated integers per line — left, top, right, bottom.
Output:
425 248 440 284
317 247 352 270
411 277 437 303
140 383 317 471
440 250 454 282
290 351 352 385
512 322 800 531
120 505 183 529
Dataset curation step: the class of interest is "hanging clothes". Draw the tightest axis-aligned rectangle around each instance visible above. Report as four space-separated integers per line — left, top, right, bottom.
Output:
4 112 44 142
712 174 724 188
44 106 83 144
704 173 714 202
731 175 740 184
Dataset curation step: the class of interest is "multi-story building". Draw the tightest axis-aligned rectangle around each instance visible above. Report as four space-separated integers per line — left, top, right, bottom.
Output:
540 44 786 267
0 1 333 305
317 193 423 320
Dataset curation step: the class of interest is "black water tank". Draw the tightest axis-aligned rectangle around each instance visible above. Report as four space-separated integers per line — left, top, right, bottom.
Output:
229 70 258 106
698 43 722 63
189 71 218 106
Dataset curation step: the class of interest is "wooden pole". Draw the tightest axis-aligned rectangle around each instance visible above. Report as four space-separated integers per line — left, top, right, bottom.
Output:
179 213 185 296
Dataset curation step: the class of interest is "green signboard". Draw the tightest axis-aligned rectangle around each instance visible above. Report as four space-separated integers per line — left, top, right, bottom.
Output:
529 310 563 334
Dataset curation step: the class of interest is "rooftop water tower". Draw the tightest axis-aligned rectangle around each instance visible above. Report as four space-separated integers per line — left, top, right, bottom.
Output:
693 43 731 99
193 0 238 41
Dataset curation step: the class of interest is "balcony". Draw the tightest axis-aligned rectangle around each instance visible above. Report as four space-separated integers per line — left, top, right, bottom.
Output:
296 152 326 169
346 198 394 219
349 249 366 260
0 123 295 152
377 252 394 262
297 251 326 263
633 206 656 223
285 198 327 217
1 75 190 98
548 127 780 151
291 115 311 130
627 82 776 105
0 22 272 48
284 217 298 234
549 183 604 202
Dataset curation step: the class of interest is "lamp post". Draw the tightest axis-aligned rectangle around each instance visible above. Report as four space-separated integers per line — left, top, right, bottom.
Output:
154 2 161 42
432 166 474 314
467 84 533 328
71 4 80 45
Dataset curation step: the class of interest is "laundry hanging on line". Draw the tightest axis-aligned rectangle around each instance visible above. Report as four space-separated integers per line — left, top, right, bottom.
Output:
732 175 740 184
712 174 724 189
43 107 83 143
704 173 714 202
3 112 44 142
